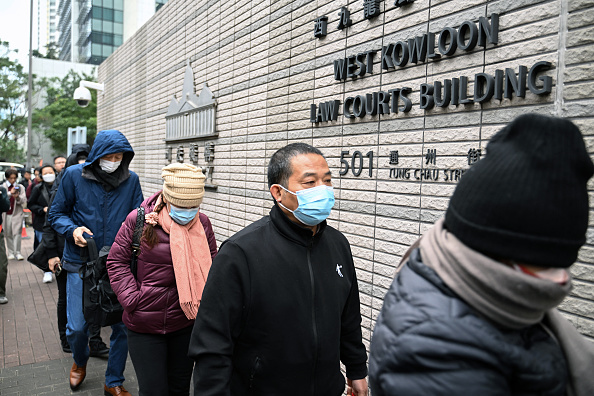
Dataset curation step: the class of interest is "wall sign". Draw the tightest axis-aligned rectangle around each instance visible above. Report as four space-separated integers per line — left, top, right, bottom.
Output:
310 12 554 123
164 61 218 190
337 148 482 182
165 60 217 141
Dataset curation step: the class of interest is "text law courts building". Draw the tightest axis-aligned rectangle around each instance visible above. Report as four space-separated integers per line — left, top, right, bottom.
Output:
97 0 594 343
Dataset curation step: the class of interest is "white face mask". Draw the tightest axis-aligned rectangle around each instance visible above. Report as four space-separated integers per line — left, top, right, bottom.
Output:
99 159 121 173
42 174 56 184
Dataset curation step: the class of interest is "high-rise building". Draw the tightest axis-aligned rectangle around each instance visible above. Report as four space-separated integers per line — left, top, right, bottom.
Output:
32 0 60 55
58 0 168 65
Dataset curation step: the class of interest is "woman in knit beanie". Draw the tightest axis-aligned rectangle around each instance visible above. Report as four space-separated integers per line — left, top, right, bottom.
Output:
107 163 218 396
369 114 594 396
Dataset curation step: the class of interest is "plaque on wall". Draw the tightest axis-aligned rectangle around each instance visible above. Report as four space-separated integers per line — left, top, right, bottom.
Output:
165 60 217 143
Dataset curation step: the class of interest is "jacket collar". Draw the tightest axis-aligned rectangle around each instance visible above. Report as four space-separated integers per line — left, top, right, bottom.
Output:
269 203 326 247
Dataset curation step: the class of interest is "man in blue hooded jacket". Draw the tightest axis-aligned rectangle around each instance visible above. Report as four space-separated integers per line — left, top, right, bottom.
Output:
49 129 143 396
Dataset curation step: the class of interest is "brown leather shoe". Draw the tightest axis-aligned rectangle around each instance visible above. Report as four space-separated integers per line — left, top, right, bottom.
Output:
104 384 132 396
69 363 87 390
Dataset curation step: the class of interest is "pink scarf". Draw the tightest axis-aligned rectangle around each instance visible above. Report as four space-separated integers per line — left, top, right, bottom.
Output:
157 202 212 319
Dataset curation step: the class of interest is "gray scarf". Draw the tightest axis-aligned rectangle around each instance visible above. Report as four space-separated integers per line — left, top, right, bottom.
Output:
420 219 594 396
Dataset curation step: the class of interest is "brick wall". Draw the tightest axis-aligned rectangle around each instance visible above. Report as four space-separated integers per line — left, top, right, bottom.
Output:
98 0 594 345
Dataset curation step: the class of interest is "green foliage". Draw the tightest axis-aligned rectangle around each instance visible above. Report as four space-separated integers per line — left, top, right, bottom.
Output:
33 42 59 60
0 139 24 162
0 40 28 162
33 69 97 154
44 43 59 60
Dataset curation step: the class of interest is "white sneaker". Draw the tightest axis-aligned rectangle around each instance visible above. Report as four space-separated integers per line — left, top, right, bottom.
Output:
0 296 7 304
43 272 53 283
7 254 15 260
16 253 24 261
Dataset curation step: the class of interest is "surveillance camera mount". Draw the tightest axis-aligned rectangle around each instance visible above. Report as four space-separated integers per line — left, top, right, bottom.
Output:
79 81 104 93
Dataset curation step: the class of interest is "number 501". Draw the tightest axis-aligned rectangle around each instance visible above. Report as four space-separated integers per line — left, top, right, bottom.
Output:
339 150 373 177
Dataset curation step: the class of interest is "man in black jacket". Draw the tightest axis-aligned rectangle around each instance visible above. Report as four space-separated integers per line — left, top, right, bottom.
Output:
189 143 368 396
0 185 11 303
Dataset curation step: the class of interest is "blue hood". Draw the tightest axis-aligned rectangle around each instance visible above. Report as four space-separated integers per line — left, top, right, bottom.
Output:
86 129 134 164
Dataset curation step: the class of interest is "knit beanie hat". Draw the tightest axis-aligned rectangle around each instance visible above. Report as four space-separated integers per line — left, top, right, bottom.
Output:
162 163 206 208
444 113 594 268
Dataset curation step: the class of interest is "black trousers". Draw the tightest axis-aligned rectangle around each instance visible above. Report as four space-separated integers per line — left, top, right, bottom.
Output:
128 325 194 396
56 268 103 348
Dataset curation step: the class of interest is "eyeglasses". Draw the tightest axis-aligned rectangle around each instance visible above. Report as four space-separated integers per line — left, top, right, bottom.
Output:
54 262 62 276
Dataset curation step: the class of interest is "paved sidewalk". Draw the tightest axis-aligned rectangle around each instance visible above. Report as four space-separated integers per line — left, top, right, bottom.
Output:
0 228 140 395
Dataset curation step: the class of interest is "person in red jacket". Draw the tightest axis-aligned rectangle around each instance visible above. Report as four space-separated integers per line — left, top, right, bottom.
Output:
107 163 217 396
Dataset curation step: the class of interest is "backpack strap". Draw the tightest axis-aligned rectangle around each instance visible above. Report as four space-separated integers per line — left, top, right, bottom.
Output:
79 238 98 279
130 207 145 279
86 238 99 262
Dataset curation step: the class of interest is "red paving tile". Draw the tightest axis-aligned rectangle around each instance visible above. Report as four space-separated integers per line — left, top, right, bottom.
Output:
0 230 67 368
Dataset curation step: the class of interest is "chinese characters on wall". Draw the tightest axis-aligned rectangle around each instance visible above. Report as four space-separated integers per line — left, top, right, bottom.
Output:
170 142 216 185
314 0 417 38
337 148 482 182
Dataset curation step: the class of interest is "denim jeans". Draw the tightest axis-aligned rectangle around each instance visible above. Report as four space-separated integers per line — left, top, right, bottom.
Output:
66 271 128 387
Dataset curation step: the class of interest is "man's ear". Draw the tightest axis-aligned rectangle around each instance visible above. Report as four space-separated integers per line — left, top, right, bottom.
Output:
270 184 282 202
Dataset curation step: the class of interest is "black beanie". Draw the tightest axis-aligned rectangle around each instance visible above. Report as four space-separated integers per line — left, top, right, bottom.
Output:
445 113 594 268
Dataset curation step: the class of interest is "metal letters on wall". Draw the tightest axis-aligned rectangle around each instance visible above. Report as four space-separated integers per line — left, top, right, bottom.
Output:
165 60 217 142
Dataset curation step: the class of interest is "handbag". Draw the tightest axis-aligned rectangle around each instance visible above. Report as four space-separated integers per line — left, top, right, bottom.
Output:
27 237 50 272
78 207 145 327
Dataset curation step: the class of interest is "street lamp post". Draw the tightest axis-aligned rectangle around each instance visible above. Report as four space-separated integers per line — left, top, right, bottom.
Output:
26 0 33 169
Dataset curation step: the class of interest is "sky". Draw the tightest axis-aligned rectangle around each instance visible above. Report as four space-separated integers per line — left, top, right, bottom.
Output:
0 0 33 70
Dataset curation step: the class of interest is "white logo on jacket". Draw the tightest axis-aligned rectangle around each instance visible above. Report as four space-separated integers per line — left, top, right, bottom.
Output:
336 264 343 277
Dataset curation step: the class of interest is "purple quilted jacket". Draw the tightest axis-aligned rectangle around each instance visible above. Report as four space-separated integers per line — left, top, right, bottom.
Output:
107 191 218 334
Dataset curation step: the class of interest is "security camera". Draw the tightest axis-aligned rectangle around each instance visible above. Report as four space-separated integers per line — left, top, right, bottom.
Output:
73 81 105 107
73 86 92 107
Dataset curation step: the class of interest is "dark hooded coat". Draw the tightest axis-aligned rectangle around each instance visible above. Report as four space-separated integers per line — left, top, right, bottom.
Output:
48 130 143 272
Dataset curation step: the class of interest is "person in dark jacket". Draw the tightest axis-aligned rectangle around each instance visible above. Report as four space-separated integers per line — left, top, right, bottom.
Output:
188 143 368 396
108 163 217 396
369 114 594 396
0 184 11 304
20 169 31 190
43 144 107 355
26 167 41 199
49 130 143 396
28 164 57 283
53 155 66 174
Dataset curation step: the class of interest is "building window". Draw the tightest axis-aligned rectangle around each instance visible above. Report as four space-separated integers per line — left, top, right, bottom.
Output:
103 8 114 21
92 6 102 19
103 20 113 33
92 43 102 56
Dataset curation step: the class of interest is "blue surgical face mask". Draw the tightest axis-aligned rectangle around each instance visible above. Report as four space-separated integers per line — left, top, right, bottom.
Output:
169 204 199 225
276 184 335 226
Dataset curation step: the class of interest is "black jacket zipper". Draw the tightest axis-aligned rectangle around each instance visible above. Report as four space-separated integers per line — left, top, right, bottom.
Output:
306 238 318 395
248 356 261 394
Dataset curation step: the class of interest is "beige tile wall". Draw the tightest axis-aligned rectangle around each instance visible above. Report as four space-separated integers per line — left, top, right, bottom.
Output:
98 0 594 343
